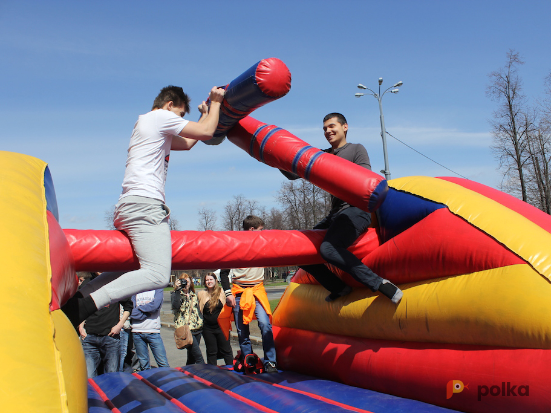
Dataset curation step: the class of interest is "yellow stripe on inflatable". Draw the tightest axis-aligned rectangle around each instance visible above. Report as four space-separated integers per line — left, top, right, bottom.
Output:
0 151 86 412
274 264 551 349
389 176 551 281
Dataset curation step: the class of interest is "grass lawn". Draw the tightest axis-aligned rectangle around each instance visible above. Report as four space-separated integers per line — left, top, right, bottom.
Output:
269 298 281 312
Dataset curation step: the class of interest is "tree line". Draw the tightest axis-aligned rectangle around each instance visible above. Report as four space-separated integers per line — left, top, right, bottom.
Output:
197 180 331 232
487 50 551 214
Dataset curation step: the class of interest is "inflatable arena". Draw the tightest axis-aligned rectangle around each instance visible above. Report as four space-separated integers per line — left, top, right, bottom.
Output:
2 58 550 413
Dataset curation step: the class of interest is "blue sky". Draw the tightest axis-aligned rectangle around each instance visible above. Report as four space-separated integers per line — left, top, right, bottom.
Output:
1 1 550 230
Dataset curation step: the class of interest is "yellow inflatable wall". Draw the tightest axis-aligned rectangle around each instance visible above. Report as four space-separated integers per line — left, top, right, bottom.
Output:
0 151 87 413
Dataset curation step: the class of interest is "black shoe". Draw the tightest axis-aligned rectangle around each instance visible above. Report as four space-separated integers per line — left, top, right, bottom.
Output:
264 361 278 373
378 280 403 304
61 293 97 329
325 285 352 302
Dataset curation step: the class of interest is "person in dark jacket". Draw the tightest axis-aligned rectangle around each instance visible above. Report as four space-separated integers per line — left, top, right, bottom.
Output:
281 113 403 304
79 272 133 378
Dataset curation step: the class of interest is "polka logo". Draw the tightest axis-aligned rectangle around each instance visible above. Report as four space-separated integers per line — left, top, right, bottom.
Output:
446 380 467 399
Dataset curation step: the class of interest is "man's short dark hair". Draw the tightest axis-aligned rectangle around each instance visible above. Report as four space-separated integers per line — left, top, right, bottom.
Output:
152 85 191 113
77 271 95 280
323 112 347 126
243 215 265 230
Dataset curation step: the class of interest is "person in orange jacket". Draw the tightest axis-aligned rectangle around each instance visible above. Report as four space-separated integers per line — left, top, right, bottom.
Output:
220 215 277 373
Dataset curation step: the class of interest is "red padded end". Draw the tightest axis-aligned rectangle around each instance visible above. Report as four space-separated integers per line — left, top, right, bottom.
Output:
48 211 77 310
256 58 291 98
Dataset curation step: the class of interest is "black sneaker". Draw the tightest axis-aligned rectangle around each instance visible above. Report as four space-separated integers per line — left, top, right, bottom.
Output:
62 293 98 330
325 285 352 302
378 279 403 304
264 361 278 373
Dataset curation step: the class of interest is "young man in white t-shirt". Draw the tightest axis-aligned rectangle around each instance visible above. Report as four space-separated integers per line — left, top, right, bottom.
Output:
63 85 225 328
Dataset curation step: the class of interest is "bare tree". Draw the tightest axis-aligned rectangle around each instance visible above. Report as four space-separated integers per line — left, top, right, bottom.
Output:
526 126 551 213
104 205 116 230
277 180 331 230
264 207 286 230
529 74 551 213
487 50 531 201
197 207 218 231
523 78 551 214
169 217 180 231
222 195 260 230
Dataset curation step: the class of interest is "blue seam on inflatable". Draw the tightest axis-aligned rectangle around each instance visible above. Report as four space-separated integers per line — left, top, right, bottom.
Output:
367 179 389 212
378 187 447 242
291 146 313 174
249 124 269 157
44 166 59 221
259 127 282 163
304 151 324 181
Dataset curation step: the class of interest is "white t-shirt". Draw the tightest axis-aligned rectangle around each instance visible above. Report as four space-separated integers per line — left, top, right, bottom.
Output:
120 109 189 203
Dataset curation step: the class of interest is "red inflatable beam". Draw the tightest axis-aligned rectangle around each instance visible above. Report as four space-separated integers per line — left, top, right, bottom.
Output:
64 228 380 272
227 116 388 212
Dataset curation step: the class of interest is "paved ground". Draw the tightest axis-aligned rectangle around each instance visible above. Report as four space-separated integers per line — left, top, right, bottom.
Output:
144 285 287 367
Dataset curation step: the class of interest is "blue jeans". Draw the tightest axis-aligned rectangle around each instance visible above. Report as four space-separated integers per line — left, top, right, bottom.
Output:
133 332 170 370
82 334 120 378
119 328 131 372
234 295 276 364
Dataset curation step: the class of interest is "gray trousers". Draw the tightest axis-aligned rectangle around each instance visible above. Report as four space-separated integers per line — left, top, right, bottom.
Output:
80 196 172 308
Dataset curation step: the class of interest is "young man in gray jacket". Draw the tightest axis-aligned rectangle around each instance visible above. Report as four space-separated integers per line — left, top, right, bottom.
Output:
281 113 403 304
131 288 169 371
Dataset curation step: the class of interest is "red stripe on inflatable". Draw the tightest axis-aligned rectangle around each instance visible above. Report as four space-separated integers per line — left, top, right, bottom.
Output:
176 368 278 413
233 371 374 413
293 209 524 286
228 116 386 213
221 100 250 117
438 177 551 234
273 326 551 413
255 58 291 98
47 211 77 310
64 228 379 272
132 373 195 413
88 378 122 413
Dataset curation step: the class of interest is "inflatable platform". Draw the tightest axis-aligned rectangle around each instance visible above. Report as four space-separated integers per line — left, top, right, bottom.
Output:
2 57 550 412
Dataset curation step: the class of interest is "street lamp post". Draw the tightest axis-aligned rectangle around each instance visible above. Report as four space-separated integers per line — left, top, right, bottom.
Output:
355 78 402 180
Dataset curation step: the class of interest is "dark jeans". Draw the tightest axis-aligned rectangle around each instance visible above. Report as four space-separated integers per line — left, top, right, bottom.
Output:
202 325 233 365
300 206 383 294
186 331 205 365
82 334 120 378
